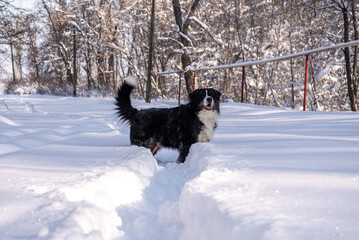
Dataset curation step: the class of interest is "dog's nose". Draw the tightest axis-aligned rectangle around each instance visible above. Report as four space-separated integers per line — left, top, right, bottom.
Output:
206 97 212 103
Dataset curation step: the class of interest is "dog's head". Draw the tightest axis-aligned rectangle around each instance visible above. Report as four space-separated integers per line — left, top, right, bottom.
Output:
189 88 221 112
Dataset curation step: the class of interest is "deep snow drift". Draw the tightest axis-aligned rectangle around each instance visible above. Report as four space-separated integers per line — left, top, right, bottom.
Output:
0 94 358 240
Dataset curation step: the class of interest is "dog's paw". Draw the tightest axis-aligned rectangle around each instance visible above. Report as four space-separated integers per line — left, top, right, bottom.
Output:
176 156 185 164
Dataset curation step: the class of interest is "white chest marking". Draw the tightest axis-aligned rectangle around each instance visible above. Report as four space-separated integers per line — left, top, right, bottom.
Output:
197 109 219 142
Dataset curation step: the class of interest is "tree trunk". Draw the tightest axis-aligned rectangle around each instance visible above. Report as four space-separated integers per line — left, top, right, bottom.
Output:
72 29 77 97
146 0 156 103
351 0 358 109
182 56 195 94
10 42 16 83
289 1 295 109
109 53 115 92
97 55 105 87
86 47 93 90
172 0 200 96
66 66 73 86
342 7 358 111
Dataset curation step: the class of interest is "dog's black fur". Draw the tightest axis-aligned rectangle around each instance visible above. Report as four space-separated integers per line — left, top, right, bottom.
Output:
115 79 221 163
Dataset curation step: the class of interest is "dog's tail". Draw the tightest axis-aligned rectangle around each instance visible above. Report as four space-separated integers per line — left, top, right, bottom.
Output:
115 77 138 124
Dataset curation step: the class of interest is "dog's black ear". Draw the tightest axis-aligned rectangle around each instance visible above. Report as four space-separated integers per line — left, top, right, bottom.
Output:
189 90 197 101
214 89 221 100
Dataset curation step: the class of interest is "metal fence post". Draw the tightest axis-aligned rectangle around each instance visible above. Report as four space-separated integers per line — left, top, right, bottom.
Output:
241 66 245 103
193 70 197 91
178 72 182 106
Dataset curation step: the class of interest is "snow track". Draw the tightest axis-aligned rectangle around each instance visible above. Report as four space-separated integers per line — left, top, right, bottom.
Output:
1 95 359 240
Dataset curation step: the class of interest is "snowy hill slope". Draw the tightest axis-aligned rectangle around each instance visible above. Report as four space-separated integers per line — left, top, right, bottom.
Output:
0 95 358 240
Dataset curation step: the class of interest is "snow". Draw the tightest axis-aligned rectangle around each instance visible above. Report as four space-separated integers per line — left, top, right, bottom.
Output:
0 83 5 94
1 94 359 240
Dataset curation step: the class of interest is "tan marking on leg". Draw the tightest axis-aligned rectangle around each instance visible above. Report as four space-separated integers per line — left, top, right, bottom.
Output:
151 143 161 155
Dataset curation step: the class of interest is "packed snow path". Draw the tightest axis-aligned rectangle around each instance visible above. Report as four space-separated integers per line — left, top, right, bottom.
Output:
0 95 359 240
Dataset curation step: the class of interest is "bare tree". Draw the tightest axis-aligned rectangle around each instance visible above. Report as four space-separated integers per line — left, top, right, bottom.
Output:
26 14 40 81
307 0 358 111
0 1 26 84
41 0 74 87
172 0 201 95
1 0 358 111
146 0 155 103
331 0 358 111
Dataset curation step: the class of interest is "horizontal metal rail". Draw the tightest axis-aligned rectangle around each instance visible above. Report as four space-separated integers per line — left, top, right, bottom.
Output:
156 40 359 75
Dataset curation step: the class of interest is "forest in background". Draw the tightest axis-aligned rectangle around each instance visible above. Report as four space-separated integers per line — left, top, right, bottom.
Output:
0 0 358 111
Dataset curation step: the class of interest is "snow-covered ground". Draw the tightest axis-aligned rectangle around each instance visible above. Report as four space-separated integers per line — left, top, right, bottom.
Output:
0 94 358 240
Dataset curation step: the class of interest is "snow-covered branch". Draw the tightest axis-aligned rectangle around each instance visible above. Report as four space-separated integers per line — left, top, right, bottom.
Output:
189 16 224 46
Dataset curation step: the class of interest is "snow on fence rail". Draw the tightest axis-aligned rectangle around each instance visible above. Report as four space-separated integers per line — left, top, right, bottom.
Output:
156 40 359 110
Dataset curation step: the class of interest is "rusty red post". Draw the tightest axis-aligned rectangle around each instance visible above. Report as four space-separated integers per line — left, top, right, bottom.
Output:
241 66 245 103
193 70 196 91
303 55 309 111
178 72 182 106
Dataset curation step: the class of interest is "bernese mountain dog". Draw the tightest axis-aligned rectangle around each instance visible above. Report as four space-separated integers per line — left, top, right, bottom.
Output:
115 78 221 163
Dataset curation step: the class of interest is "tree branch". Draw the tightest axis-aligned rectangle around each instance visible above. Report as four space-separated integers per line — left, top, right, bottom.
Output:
189 16 224 46
182 0 201 32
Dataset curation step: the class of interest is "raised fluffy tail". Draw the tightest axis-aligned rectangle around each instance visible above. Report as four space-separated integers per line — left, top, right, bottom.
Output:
115 78 138 124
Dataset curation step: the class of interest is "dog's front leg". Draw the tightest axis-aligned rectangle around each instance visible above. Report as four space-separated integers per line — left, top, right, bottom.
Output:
151 142 161 155
177 144 191 163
